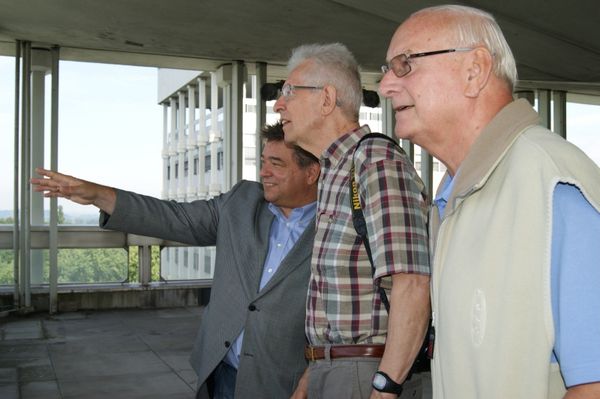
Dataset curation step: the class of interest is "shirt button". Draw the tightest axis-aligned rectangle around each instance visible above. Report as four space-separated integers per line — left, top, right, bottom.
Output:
277 243 282 248
267 268 273 273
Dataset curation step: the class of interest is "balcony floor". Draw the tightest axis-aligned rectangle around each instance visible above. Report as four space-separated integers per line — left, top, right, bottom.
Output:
0 306 433 398
0 307 201 399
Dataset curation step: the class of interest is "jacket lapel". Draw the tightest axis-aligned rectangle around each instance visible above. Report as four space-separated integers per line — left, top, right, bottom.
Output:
255 220 315 298
240 201 273 297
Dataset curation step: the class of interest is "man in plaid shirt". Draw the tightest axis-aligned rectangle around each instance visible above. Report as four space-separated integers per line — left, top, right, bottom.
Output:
274 43 430 399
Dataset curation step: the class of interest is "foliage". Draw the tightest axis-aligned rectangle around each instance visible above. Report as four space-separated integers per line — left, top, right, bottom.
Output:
0 205 65 224
0 246 162 285
1 206 162 285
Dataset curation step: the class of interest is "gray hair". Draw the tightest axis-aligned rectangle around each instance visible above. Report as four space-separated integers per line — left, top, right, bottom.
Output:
287 43 362 119
412 5 517 90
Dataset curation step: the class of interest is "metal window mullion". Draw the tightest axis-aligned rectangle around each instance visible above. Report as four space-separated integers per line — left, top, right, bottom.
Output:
13 40 21 309
19 41 32 309
49 46 60 314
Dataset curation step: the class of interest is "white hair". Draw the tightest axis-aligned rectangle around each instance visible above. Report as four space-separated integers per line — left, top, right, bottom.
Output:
287 43 363 119
412 5 518 90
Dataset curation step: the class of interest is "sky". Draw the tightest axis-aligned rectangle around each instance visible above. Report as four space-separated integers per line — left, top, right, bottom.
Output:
0 57 162 216
1 56 600 217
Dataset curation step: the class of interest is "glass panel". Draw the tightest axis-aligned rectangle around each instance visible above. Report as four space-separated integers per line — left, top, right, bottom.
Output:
55 61 162 224
566 101 600 167
0 56 15 220
56 248 128 283
160 246 214 280
0 250 14 286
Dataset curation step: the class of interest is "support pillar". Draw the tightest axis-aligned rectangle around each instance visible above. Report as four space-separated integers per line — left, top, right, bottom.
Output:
197 77 208 198
538 89 551 129
187 84 197 199
230 60 244 186
255 62 267 180
161 103 169 199
552 90 567 138
209 71 222 196
177 91 187 200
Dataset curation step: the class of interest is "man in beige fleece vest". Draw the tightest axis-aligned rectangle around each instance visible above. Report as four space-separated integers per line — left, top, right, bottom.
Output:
379 4 600 399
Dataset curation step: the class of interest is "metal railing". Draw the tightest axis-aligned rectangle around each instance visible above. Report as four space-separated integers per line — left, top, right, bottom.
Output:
0 225 211 300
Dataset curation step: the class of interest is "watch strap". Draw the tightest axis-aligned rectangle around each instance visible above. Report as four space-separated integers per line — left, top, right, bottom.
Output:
372 370 404 395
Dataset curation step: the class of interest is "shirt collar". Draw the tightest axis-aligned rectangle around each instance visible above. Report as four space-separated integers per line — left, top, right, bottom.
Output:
321 125 371 168
433 173 456 219
268 201 317 223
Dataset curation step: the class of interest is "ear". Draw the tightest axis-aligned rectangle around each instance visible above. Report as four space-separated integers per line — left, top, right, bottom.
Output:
305 163 321 185
464 47 493 98
321 85 338 115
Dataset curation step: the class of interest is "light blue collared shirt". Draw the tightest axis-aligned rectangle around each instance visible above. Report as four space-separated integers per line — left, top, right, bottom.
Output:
434 177 600 387
224 201 317 369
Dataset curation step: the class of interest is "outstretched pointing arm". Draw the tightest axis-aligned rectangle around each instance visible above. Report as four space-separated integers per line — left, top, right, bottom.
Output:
31 168 117 215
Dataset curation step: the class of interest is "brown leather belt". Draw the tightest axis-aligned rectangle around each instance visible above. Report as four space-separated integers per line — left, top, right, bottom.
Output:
304 344 385 361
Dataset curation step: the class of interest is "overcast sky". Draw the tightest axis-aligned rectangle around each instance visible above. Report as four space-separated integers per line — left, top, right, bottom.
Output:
0 57 162 215
1 56 599 216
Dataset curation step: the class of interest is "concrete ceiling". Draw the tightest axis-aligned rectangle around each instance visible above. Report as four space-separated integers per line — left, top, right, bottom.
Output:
0 0 598 94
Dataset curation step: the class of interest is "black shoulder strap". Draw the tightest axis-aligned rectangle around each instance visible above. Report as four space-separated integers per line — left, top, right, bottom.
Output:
349 133 399 312
350 133 433 374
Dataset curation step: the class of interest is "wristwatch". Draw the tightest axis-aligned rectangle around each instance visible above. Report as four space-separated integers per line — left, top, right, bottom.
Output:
372 370 404 395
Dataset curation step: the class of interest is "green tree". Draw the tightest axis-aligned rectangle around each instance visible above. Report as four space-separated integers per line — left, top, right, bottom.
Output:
0 250 14 285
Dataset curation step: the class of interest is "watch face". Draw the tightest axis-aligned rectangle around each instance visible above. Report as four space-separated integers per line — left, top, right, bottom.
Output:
372 373 387 389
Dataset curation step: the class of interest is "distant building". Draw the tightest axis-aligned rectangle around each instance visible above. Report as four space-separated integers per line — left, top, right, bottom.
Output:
157 68 443 281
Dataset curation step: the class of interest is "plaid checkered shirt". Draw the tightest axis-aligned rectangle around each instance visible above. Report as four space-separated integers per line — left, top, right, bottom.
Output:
306 125 430 345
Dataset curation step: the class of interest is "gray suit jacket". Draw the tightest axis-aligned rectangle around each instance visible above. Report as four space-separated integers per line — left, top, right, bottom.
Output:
100 180 314 398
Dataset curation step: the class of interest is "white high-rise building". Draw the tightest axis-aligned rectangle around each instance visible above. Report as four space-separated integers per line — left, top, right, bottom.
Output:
157 67 443 282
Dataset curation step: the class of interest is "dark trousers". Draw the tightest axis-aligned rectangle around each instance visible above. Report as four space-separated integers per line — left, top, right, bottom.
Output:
206 361 237 399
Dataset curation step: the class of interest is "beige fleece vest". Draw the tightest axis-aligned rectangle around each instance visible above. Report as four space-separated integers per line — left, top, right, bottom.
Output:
430 121 600 398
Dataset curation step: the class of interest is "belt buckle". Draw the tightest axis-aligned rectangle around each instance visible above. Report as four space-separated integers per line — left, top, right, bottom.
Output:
307 346 317 362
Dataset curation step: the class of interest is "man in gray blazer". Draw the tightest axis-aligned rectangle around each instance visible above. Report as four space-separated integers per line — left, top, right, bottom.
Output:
31 123 321 399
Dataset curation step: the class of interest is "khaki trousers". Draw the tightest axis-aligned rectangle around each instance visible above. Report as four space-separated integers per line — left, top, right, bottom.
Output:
307 357 423 399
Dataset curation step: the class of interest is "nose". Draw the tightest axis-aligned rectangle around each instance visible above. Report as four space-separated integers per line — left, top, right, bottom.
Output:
273 95 285 113
378 70 397 99
259 163 271 178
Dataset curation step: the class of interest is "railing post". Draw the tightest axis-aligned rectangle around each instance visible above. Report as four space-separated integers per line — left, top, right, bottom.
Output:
139 245 152 286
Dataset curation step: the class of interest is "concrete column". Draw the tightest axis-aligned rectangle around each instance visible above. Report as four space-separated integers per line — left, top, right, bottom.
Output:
177 91 187 200
538 89 551 129
209 71 222 195
161 103 169 199
187 84 197 199
552 90 567 138
420 148 434 199
169 97 177 199
197 77 208 199
255 62 267 180
230 60 244 186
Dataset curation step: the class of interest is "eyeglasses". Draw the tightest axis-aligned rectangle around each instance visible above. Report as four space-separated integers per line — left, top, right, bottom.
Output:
381 47 473 78
279 83 324 98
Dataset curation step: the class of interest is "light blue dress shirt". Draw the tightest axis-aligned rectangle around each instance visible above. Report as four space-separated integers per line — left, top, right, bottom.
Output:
434 177 600 387
224 201 317 369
